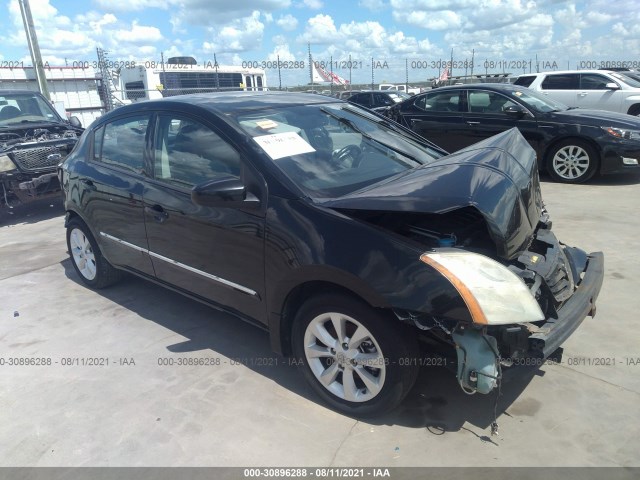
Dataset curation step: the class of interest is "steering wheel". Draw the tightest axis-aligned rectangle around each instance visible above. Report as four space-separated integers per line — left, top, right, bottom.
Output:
332 145 362 169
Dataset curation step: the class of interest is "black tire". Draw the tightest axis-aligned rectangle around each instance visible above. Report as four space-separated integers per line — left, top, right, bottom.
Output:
292 293 419 417
546 139 598 184
66 217 122 289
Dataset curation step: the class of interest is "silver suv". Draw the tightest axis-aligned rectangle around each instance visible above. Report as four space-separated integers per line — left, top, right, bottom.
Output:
515 70 640 116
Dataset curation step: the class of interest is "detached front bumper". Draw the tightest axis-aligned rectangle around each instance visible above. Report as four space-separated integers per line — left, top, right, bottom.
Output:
453 250 604 393
528 251 604 358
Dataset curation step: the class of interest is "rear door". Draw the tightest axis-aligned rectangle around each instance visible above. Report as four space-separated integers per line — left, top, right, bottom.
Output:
399 89 467 152
143 111 267 321
539 73 580 107
81 114 155 275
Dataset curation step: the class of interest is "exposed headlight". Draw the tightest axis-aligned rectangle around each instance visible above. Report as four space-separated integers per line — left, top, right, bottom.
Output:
0 154 17 173
420 251 545 326
601 126 640 141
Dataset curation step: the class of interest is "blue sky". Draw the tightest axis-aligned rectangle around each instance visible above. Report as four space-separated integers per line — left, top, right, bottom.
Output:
2 0 640 87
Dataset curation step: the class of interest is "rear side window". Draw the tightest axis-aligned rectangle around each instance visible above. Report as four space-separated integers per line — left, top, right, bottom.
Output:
514 75 535 87
94 115 150 173
540 74 579 90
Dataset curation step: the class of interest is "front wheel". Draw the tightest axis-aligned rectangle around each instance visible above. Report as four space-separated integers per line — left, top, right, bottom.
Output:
292 294 419 417
546 139 598 183
66 217 122 288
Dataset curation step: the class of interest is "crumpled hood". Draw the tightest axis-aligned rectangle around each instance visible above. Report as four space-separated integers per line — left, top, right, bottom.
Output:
319 128 543 260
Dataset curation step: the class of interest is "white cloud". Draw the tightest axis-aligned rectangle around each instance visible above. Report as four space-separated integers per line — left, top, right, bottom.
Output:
297 14 339 44
116 22 163 43
173 0 291 26
93 0 178 11
393 9 461 30
358 0 385 10
203 11 265 53
277 14 299 31
303 0 324 8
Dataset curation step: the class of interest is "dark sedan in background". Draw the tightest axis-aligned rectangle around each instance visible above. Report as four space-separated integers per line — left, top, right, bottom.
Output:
386 84 640 183
348 90 410 112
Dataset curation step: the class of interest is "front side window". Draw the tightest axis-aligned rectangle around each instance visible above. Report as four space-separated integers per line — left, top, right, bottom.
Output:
580 74 613 89
414 90 461 112
467 91 517 114
153 115 241 188
540 74 579 90
97 115 150 173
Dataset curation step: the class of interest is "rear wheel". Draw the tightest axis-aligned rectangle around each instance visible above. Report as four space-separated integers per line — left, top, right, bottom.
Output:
546 139 598 183
292 293 419 417
66 217 122 288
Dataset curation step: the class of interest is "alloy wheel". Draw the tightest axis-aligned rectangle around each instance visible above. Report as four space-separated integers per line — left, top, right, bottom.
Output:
303 312 386 402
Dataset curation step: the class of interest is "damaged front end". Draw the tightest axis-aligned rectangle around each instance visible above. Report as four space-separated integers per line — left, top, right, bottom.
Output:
418 214 604 395
322 129 604 395
0 128 79 207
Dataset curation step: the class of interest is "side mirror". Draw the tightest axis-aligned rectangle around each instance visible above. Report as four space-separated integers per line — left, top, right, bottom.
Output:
503 104 528 117
605 82 620 90
69 116 82 128
191 176 259 209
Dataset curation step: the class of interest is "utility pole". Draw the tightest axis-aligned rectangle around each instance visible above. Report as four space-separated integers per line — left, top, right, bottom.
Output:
18 0 50 100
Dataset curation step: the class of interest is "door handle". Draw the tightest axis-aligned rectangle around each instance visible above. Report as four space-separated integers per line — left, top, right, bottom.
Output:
79 178 96 191
145 205 169 223
466 121 480 125
578 92 587 97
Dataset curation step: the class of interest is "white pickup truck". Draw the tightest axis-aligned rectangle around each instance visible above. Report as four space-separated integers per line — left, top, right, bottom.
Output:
378 84 422 95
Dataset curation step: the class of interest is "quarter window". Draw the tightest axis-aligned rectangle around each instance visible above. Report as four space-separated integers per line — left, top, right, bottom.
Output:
153 115 241 187
97 115 150 173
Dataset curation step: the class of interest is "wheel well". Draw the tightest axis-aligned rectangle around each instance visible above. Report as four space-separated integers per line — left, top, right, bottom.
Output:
277 281 379 356
543 136 601 170
627 104 640 116
64 209 80 227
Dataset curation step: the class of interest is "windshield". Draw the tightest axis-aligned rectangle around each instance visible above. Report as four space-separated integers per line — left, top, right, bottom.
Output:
0 92 62 126
389 92 410 102
235 103 444 198
508 88 569 113
612 72 640 88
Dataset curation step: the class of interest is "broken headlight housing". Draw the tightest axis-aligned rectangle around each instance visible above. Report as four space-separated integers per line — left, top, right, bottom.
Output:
421 251 545 326
0 154 17 173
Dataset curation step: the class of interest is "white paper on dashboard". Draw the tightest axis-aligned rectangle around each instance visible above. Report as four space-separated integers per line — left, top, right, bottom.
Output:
253 132 316 160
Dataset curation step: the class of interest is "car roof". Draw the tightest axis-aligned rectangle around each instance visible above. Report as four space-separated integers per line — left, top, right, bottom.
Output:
112 91 345 116
518 70 620 76
424 83 527 93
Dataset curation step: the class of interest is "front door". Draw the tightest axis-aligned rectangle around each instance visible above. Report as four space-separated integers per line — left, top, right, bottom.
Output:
143 112 266 321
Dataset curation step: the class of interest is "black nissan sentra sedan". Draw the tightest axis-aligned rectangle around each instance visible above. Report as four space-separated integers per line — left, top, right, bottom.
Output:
385 83 640 183
59 92 604 416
